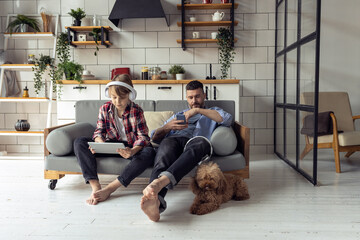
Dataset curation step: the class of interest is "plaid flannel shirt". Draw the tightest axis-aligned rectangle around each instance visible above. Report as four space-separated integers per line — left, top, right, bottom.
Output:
92 101 150 147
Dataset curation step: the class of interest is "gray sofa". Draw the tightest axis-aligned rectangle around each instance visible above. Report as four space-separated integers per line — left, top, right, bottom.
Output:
44 100 250 190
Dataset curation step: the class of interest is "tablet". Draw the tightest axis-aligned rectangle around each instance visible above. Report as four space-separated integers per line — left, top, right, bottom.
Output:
88 142 126 154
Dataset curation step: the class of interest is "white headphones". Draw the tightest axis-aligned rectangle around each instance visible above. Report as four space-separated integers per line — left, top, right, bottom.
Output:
105 81 137 101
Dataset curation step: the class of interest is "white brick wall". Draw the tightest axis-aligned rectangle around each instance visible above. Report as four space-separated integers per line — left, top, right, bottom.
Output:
0 0 276 154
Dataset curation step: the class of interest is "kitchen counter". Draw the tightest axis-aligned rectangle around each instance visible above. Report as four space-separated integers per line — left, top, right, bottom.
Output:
58 79 240 84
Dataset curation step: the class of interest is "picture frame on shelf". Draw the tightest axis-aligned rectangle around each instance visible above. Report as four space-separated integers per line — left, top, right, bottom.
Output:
78 34 86 41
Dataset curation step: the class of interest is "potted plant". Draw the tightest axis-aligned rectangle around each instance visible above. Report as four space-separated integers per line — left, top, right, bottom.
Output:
216 27 235 79
32 54 56 96
89 28 101 56
6 14 40 33
68 8 86 26
58 61 84 83
169 65 186 80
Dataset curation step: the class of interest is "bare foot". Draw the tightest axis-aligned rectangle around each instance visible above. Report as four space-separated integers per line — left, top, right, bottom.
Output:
141 196 160 222
143 177 169 199
86 191 100 205
93 188 112 203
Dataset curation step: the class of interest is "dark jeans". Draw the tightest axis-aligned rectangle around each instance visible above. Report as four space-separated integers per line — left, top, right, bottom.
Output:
150 136 212 212
74 136 155 187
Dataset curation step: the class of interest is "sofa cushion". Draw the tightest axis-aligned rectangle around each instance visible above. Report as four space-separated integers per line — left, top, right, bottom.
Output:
144 111 174 134
46 122 94 156
210 126 237 156
45 150 246 175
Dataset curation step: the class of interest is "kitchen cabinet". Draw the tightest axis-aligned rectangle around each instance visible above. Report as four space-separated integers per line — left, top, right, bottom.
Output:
177 1 238 50
146 84 183 101
56 80 240 123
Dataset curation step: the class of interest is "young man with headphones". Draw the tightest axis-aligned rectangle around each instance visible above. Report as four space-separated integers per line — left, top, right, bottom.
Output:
140 80 233 222
74 74 155 205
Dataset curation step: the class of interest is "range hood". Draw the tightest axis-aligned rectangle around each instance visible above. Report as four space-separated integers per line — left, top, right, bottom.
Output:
108 0 169 27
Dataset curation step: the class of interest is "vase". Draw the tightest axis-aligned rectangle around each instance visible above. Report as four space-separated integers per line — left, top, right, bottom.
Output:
19 24 28 32
176 73 185 80
73 20 81 26
15 120 30 131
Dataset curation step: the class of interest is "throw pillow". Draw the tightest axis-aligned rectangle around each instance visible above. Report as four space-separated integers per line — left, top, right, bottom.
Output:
210 126 237 156
144 111 174 135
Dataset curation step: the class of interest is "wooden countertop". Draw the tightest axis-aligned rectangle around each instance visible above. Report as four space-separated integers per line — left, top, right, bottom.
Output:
59 79 240 84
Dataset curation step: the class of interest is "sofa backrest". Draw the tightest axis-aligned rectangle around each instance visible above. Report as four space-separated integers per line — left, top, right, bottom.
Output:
155 100 235 120
75 99 235 127
75 100 155 127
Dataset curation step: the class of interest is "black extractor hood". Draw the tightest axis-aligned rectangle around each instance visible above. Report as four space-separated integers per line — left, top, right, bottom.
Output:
108 0 169 27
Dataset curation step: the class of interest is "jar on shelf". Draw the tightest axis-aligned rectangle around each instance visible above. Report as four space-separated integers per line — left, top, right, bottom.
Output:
141 67 148 80
27 54 35 64
160 71 168 80
149 67 161 80
15 119 30 131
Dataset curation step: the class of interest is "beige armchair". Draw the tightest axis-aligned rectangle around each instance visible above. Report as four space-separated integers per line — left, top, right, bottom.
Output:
300 92 360 173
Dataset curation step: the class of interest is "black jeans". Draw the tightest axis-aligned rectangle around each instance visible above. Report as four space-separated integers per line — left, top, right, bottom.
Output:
74 136 155 187
150 136 212 212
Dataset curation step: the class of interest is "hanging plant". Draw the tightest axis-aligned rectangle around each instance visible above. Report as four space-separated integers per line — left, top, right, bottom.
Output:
216 27 236 79
32 54 56 95
89 28 101 56
56 32 70 64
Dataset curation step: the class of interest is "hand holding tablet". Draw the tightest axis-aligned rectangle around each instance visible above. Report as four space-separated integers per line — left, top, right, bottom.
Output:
88 142 126 154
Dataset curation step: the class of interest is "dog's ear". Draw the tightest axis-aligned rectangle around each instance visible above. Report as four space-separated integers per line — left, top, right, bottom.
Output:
216 175 227 195
190 177 201 194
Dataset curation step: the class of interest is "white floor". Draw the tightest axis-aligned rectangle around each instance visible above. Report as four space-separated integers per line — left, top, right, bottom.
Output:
1 153 360 240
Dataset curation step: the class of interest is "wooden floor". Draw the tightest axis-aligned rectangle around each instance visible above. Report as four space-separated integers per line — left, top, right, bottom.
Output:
1 153 360 240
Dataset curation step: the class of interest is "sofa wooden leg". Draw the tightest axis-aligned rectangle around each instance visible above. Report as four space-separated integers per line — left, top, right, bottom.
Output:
345 151 355 158
44 170 65 180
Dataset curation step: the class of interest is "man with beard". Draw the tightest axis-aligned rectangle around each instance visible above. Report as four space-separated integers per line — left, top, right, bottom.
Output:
140 80 233 222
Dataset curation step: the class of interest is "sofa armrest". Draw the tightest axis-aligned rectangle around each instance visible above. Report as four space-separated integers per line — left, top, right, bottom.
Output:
233 121 250 169
353 115 360 121
44 122 75 156
45 122 94 156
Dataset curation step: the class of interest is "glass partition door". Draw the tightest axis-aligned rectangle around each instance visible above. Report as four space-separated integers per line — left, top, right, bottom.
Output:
275 0 321 185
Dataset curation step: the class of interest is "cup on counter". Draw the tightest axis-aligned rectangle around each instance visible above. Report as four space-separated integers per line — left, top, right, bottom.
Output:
192 32 200 39
189 16 196 22
211 32 218 39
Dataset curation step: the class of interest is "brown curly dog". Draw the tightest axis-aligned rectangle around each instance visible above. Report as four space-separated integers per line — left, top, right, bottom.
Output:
190 162 250 215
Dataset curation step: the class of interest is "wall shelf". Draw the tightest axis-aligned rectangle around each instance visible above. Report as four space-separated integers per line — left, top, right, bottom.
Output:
65 26 113 31
177 21 238 27
177 0 237 50
0 64 35 70
176 38 238 44
71 41 112 46
177 3 239 10
4 32 55 39
65 26 113 47
0 97 56 102
0 130 44 136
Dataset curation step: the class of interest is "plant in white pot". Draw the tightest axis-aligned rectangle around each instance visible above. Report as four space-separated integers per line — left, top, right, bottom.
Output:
169 65 186 80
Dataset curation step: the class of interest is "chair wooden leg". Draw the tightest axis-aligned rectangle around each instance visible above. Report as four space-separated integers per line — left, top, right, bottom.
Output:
300 144 312 160
345 151 355 158
333 148 341 173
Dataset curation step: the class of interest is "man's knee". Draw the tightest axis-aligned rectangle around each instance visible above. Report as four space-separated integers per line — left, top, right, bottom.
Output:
185 137 211 153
